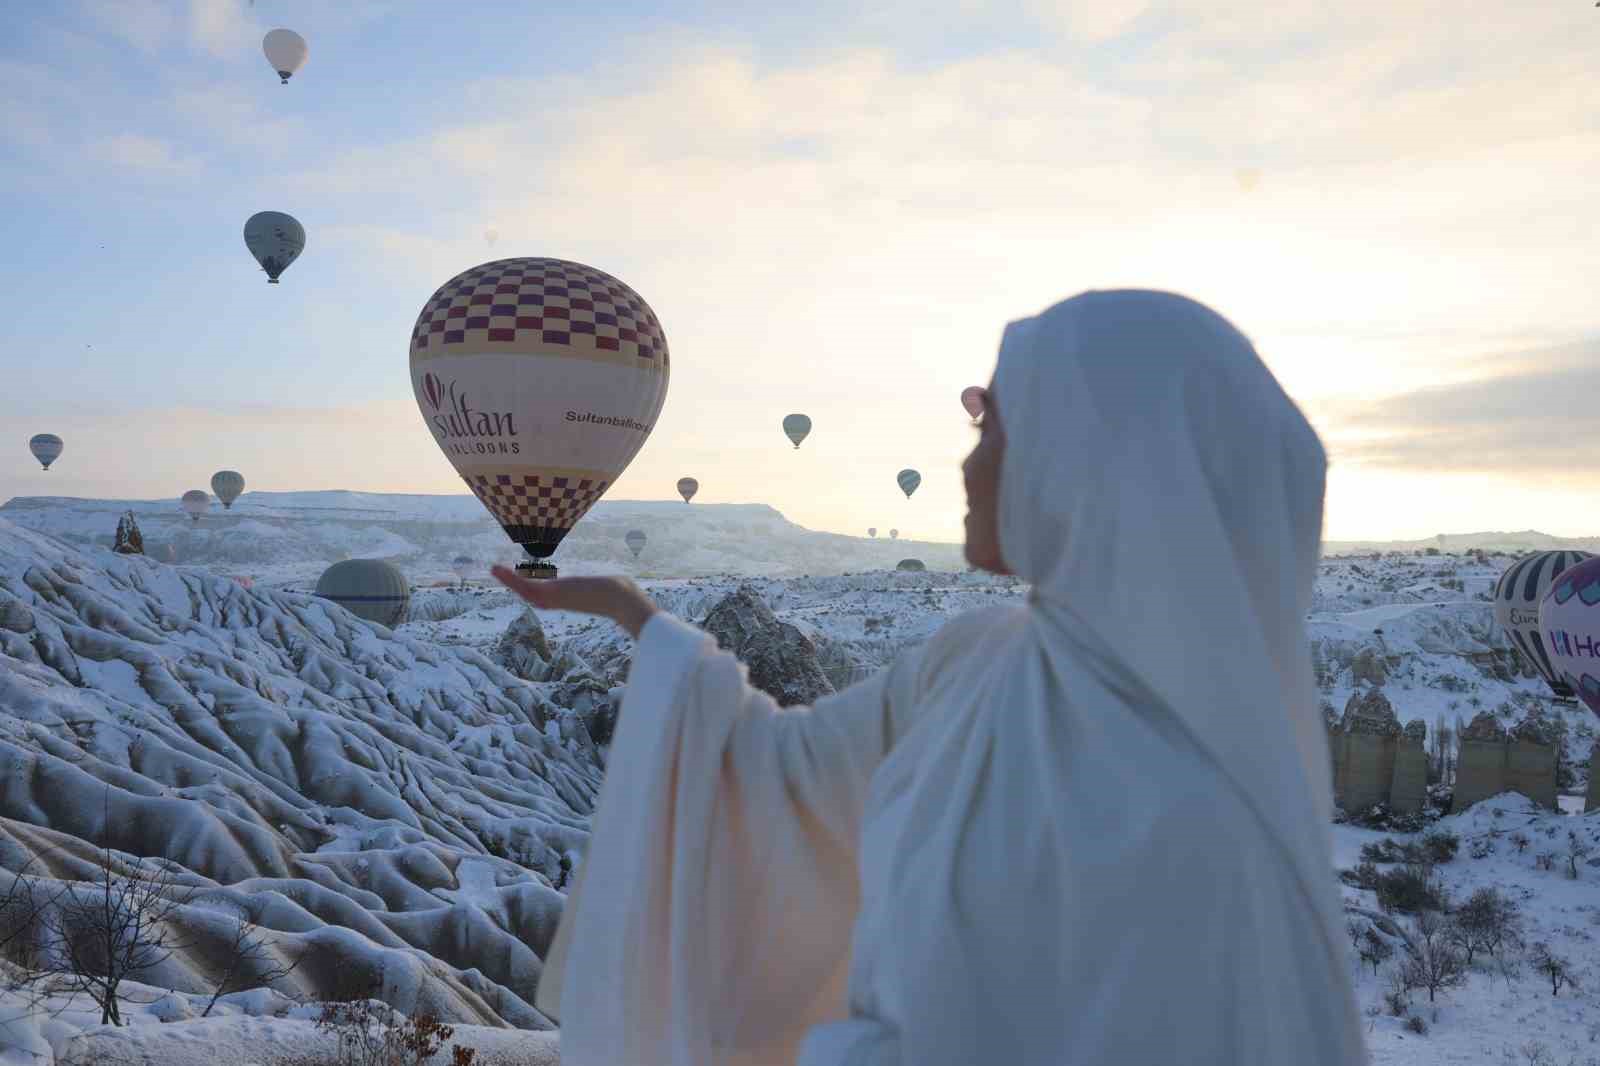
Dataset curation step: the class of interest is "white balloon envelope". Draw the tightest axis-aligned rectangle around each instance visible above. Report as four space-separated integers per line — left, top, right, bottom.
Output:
1539 556 1600 717
244 212 305 284
262 29 308 84
411 257 669 578
1494 550 1592 699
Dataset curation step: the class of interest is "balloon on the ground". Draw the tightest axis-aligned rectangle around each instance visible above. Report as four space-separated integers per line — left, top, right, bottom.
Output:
315 559 410 628
1539 556 1600 716
181 490 210 522
960 386 985 421
211 470 245 509
1494 550 1593 699
782 413 811 449
889 528 899 540
28 433 63 470
262 29 308 84
896 558 926 572
868 527 877 538
625 529 646 559
897 469 921 498
410 258 669 579
244 212 305 284
677 477 698 503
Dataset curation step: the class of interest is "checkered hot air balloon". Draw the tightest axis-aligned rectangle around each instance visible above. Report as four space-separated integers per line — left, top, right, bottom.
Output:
410 258 669 579
1539 556 1600 717
897 469 921 499
1493 550 1593 699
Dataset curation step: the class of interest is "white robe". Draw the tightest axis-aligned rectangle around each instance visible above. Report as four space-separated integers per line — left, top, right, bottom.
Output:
547 290 1368 1066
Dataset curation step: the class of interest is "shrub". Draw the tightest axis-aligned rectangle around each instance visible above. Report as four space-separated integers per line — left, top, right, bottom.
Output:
1406 1014 1428 1035
1340 861 1381 891
1420 831 1459 864
1376 865 1446 914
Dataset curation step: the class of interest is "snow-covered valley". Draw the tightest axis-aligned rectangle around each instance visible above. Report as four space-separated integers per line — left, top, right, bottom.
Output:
0 496 1595 1064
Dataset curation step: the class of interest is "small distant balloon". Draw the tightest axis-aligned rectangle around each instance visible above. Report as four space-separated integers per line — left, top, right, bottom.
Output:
232 575 254 590
181 490 210 523
868 527 877 538
1234 168 1262 193
889 528 899 540
677 477 699 503
484 228 499 248
451 554 475 583
28 433 63 470
782 413 812 449
244 211 305 284
625 529 647 559
896 468 921 498
960 386 985 422
262 28 308 85
211 470 245 509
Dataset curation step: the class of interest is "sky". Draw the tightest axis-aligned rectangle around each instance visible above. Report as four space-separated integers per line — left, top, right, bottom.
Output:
2 0 1596 544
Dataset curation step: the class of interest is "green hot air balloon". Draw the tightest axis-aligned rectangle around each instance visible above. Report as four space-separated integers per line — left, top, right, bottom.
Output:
211 470 245 509
244 211 305 284
316 559 410 627
896 468 921 498
782 413 812 449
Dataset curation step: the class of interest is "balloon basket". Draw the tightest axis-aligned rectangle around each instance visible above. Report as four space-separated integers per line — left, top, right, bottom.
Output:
515 561 558 581
267 278 279 284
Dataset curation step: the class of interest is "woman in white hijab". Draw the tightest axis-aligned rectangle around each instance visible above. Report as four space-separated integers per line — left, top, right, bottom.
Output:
495 289 1367 1066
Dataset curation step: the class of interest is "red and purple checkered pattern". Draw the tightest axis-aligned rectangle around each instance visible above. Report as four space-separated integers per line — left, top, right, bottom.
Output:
466 472 611 529
411 258 668 365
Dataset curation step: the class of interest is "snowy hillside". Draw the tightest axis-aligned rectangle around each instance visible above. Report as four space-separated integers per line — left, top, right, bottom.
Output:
0 492 966 586
0 517 602 1061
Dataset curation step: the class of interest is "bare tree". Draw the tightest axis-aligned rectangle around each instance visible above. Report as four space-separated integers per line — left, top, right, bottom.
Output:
1565 831 1593 879
1529 942 1577 997
201 903 303 1017
1358 927 1394 976
41 840 196 1025
1509 831 1530 855
1446 887 1521 966
1400 910 1466 1003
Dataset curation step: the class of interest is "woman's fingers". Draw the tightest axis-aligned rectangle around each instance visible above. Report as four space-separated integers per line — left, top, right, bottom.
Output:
489 568 623 619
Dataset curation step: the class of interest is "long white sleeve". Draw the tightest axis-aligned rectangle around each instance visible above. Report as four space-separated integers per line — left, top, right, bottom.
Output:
551 612 923 1066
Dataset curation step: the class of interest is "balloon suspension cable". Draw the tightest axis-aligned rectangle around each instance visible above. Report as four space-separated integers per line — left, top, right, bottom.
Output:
515 560 559 581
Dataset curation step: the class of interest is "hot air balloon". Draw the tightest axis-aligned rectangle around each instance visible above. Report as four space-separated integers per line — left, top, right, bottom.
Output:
244 211 305 284
625 529 647 559
211 470 245 509
897 468 921 498
1494 550 1593 699
1540 556 1600 716
960 386 985 422
889 528 899 540
677 477 698 503
451 554 475 584
28 433 63 470
896 558 926 572
868 527 877 538
410 258 669 579
262 28 308 84
485 229 499 248
782 413 812 449
181 490 210 523
315 559 410 627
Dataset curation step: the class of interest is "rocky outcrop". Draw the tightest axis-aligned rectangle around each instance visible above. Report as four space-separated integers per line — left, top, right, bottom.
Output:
1328 689 1424 814
1351 648 1387 687
1454 710 1559 812
112 511 143 555
1341 688 1401 736
702 586 835 707
494 607 553 682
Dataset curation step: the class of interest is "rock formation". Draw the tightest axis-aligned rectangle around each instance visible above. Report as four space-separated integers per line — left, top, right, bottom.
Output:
495 607 553 682
111 510 144 555
702 585 835 707
1452 710 1559 812
1326 689 1427 814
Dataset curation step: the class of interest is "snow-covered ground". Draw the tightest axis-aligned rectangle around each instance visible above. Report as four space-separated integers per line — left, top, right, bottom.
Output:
0 500 1596 1064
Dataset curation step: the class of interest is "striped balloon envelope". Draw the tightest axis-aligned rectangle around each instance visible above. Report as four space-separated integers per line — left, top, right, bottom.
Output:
1493 550 1592 699
410 258 669 578
897 468 921 498
1539 556 1600 716
28 433 63 470
316 559 410 628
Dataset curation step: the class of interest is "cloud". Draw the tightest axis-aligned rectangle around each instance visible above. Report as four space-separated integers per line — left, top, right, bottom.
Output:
1319 341 1599 479
90 133 200 175
79 0 259 58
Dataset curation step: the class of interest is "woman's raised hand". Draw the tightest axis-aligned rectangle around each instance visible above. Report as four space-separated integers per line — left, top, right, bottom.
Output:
490 566 659 639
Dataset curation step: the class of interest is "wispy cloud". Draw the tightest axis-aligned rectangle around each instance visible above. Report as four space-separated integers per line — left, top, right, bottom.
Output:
90 132 199 175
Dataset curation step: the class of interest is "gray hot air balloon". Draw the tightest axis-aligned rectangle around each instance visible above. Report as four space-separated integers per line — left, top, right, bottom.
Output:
868 527 877 538
889 528 899 540
1494 550 1593 699
451 554 475 584
262 28 308 84
244 211 305 284
28 433 63 470
625 529 647 559
677 477 699 503
315 559 410 627
181 490 210 523
782 413 812 449
211 470 245 509
896 558 926 572
896 468 921 498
